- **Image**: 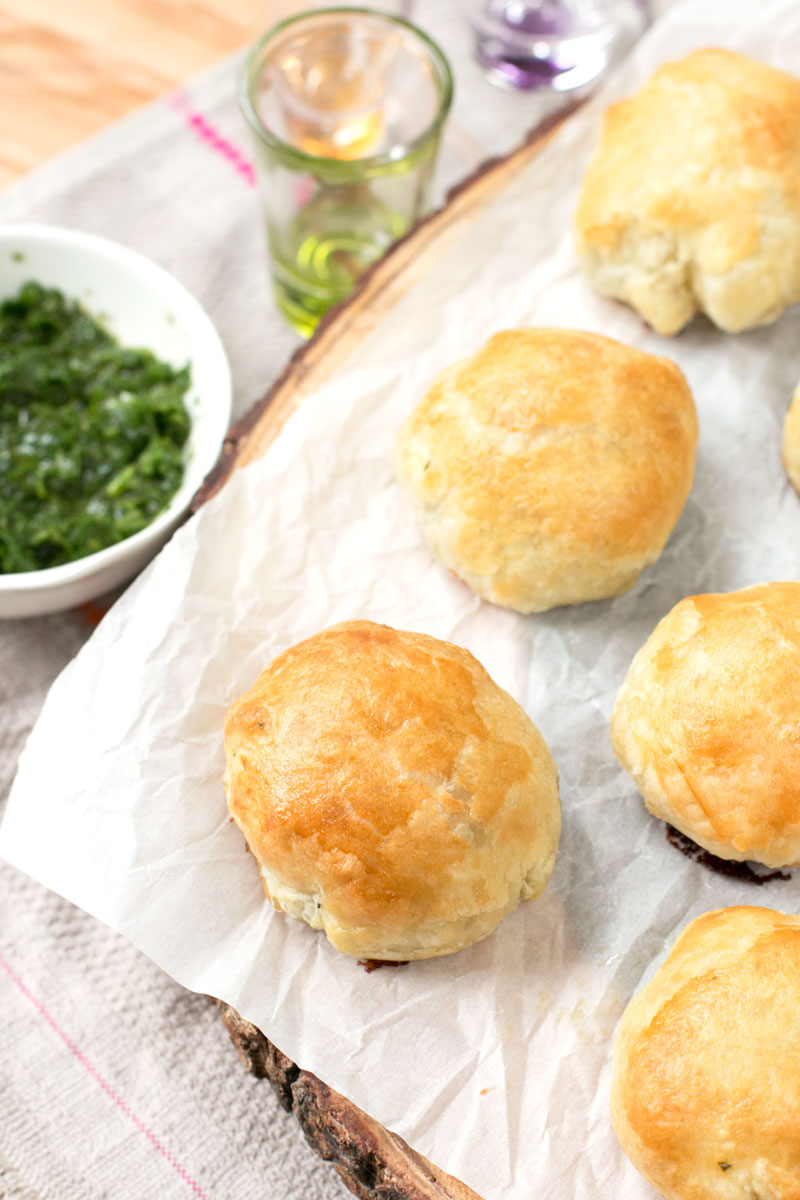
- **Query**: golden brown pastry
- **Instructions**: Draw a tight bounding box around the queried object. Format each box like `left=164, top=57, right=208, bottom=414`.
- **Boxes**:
left=782, top=380, right=800, bottom=494
left=576, top=48, right=800, bottom=335
left=224, top=620, right=560, bottom=960
left=395, top=328, right=697, bottom=614
left=612, top=906, right=800, bottom=1200
left=611, top=582, right=800, bottom=867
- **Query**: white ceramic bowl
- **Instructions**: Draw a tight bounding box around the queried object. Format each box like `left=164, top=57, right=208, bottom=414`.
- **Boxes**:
left=0, top=225, right=232, bottom=619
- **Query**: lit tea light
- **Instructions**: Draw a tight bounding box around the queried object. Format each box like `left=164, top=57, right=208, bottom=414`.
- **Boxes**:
left=266, top=26, right=402, bottom=160
left=286, top=105, right=385, bottom=161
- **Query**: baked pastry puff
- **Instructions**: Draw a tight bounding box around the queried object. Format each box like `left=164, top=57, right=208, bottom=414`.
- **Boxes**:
left=576, top=49, right=800, bottom=335
left=611, top=582, right=800, bottom=867
left=224, top=621, right=561, bottom=960
left=612, top=906, right=800, bottom=1200
left=395, top=328, right=697, bottom=614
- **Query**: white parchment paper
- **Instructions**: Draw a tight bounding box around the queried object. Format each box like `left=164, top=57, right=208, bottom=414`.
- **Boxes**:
left=4, top=2, right=800, bottom=1195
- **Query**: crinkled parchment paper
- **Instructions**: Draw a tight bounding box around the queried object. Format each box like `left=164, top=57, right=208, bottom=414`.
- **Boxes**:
left=4, top=2, right=800, bottom=1195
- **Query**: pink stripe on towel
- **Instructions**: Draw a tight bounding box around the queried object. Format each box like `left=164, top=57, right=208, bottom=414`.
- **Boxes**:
left=169, top=92, right=257, bottom=187
left=1, top=954, right=213, bottom=1200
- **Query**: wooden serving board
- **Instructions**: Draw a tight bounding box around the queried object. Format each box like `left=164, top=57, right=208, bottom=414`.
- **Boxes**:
left=200, top=102, right=577, bottom=1200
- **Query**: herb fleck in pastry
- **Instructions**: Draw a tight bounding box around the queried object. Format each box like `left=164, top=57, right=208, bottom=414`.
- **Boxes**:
left=395, top=328, right=697, bottom=614
left=576, top=49, right=800, bottom=335
left=612, top=906, right=800, bottom=1200
left=611, top=582, right=800, bottom=867
left=224, top=621, right=561, bottom=960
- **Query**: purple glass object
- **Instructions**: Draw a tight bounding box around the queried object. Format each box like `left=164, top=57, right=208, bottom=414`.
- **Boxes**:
left=472, top=0, right=648, bottom=92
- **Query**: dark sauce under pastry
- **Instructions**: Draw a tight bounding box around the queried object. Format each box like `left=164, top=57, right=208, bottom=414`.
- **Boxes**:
left=665, top=825, right=791, bottom=886
left=358, top=960, right=410, bottom=974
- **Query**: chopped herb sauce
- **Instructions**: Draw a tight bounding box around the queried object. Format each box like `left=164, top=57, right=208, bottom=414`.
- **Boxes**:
left=0, top=281, right=191, bottom=573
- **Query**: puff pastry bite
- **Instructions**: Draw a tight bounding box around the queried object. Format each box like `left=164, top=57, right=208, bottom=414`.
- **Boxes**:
left=576, top=48, right=800, bottom=335
left=611, top=582, right=800, bottom=867
left=224, top=621, right=561, bottom=960
left=612, top=906, right=800, bottom=1200
left=395, top=328, right=697, bottom=614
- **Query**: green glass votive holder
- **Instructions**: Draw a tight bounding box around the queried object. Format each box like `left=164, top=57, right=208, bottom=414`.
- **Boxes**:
left=240, top=7, right=453, bottom=338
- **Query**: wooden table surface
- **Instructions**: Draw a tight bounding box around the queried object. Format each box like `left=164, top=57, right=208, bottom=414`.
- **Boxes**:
left=0, top=0, right=305, bottom=188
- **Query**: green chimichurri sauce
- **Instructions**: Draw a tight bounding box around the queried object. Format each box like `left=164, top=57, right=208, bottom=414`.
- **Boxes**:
left=0, top=281, right=191, bottom=574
